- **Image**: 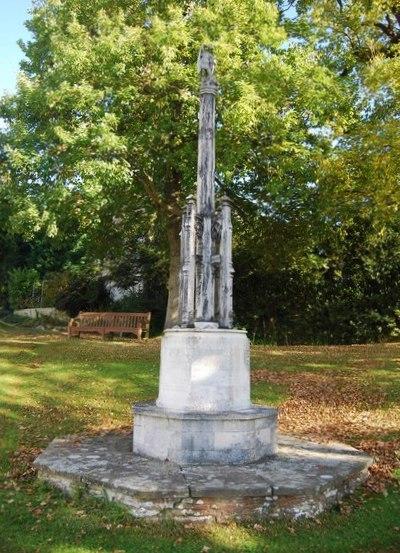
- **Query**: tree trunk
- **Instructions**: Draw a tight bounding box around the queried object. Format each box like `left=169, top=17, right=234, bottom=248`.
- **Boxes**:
left=164, top=217, right=181, bottom=329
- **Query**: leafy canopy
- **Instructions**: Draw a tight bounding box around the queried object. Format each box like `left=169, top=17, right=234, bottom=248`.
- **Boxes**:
left=1, top=0, right=351, bottom=261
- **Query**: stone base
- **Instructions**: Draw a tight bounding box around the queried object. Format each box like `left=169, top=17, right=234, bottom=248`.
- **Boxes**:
left=157, top=328, right=251, bottom=412
left=133, top=403, right=277, bottom=465
left=34, top=431, right=373, bottom=522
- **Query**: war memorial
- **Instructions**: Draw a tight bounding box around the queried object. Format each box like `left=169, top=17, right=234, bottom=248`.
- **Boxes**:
left=34, top=48, right=372, bottom=522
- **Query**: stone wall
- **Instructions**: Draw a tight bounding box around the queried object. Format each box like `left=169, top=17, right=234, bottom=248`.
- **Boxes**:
left=14, top=307, right=68, bottom=320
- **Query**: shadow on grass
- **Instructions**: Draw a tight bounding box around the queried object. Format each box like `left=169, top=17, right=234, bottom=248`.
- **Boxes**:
left=0, top=331, right=161, bottom=476
left=1, top=330, right=400, bottom=553
left=251, top=342, right=400, bottom=373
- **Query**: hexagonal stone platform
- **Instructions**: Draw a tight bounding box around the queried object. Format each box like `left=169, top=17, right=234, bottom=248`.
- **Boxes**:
left=34, top=431, right=372, bottom=522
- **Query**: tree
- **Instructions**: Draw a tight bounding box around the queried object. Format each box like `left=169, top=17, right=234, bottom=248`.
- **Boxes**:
left=286, top=0, right=400, bottom=239
left=229, top=0, right=400, bottom=343
left=1, top=0, right=351, bottom=327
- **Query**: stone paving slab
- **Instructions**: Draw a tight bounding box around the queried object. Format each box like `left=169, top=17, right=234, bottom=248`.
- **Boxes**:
left=34, top=430, right=373, bottom=521
left=35, top=431, right=188, bottom=499
left=181, top=434, right=371, bottom=498
left=181, top=464, right=273, bottom=498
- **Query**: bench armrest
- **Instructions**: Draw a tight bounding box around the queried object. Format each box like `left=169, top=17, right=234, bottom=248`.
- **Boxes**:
left=68, top=317, right=80, bottom=337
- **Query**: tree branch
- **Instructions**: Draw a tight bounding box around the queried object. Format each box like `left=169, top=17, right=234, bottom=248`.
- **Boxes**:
left=393, top=9, right=400, bottom=28
left=136, top=168, right=164, bottom=211
left=375, top=13, right=400, bottom=44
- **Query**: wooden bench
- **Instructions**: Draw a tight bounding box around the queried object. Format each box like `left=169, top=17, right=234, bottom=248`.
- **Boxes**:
left=68, top=312, right=151, bottom=340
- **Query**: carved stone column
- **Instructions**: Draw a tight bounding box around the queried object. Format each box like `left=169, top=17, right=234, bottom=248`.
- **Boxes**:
left=179, top=196, right=196, bottom=327
left=195, top=47, right=218, bottom=324
left=218, top=196, right=234, bottom=328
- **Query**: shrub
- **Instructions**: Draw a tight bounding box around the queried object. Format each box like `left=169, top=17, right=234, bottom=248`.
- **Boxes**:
left=7, top=268, right=41, bottom=310
left=41, top=272, right=71, bottom=307
left=55, top=272, right=112, bottom=317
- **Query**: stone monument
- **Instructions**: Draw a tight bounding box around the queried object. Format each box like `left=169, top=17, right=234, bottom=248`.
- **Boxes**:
left=133, top=47, right=277, bottom=465
left=34, top=48, right=372, bottom=522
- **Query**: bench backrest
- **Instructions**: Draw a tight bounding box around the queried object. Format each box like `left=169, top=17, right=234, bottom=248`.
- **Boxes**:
left=77, top=312, right=151, bottom=331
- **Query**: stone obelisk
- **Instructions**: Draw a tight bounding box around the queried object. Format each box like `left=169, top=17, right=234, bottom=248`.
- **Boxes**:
left=133, top=47, right=277, bottom=465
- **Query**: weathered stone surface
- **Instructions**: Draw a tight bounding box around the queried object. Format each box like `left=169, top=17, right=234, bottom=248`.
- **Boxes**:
left=190, top=47, right=219, bottom=325
left=177, top=48, right=234, bottom=329
left=157, top=328, right=251, bottom=412
left=139, top=323, right=277, bottom=465
left=34, top=431, right=372, bottom=522
left=179, top=196, right=196, bottom=327
left=181, top=464, right=273, bottom=498
left=34, top=431, right=188, bottom=500
left=133, top=402, right=277, bottom=465
left=218, top=197, right=234, bottom=329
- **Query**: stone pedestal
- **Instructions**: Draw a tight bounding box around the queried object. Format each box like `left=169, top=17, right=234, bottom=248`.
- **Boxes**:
left=133, top=328, right=278, bottom=465
left=158, top=328, right=250, bottom=411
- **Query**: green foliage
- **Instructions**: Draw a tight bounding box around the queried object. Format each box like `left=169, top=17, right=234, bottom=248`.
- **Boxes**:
left=7, top=267, right=41, bottom=310
left=0, top=0, right=399, bottom=341
left=0, top=0, right=353, bottom=324
left=40, top=271, right=72, bottom=307
left=109, top=239, right=168, bottom=334
left=55, top=270, right=111, bottom=316
left=235, top=217, right=400, bottom=344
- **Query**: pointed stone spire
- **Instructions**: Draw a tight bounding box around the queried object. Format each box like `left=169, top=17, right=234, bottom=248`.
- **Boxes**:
left=196, top=46, right=218, bottom=216
left=178, top=47, right=234, bottom=329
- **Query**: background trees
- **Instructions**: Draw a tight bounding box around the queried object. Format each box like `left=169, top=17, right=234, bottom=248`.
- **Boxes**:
left=1, top=0, right=399, bottom=342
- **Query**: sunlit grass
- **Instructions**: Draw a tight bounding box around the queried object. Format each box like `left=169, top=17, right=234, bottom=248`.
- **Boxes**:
left=0, top=328, right=399, bottom=552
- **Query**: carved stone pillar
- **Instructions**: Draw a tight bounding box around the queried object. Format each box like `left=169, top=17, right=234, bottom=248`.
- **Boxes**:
left=179, top=196, right=196, bottom=327
left=195, top=48, right=218, bottom=324
left=218, top=196, right=234, bottom=328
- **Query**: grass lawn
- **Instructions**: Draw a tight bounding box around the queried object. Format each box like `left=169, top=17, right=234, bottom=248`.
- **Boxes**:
left=0, top=327, right=399, bottom=553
